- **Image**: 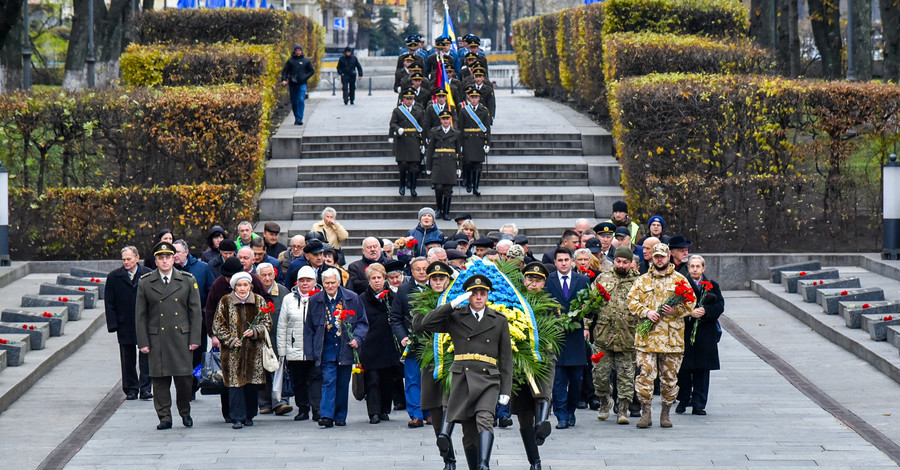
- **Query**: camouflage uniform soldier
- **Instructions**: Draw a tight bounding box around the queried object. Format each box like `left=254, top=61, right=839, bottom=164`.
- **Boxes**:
left=588, top=246, right=640, bottom=425
left=626, top=243, right=691, bottom=429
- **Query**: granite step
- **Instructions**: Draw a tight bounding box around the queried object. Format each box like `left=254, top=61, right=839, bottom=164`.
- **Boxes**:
left=798, top=277, right=861, bottom=302
left=0, top=333, right=32, bottom=366
left=0, top=322, right=50, bottom=350
left=1, top=308, right=68, bottom=336
left=20, top=295, right=85, bottom=321
left=0, top=350, right=6, bottom=373
left=781, top=268, right=840, bottom=293
left=816, top=287, right=885, bottom=315
left=887, top=325, right=900, bottom=350
left=861, top=313, right=900, bottom=341
left=769, top=260, right=822, bottom=284
left=38, top=283, right=99, bottom=309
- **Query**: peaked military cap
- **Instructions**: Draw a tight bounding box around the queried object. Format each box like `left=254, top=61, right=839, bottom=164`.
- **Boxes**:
left=467, top=36, right=481, bottom=46
left=464, top=274, right=492, bottom=291
left=522, top=261, right=549, bottom=279
left=434, top=88, right=448, bottom=97
left=401, top=88, right=417, bottom=99
left=409, top=65, right=423, bottom=73
left=402, top=53, right=415, bottom=62
left=406, top=37, right=419, bottom=47
left=410, top=72, right=424, bottom=80
left=472, top=67, right=486, bottom=76
left=438, top=108, right=453, bottom=119
left=435, top=35, right=451, bottom=45
left=153, top=241, right=176, bottom=257
left=593, top=222, right=616, bottom=235
left=427, top=261, right=452, bottom=278
left=465, top=51, right=479, bottom=60
left=465, top=86, right=480, bottom=97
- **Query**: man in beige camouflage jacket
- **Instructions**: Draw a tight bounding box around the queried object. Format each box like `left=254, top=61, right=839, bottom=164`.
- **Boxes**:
left=627, top=243, right=691, bottom=429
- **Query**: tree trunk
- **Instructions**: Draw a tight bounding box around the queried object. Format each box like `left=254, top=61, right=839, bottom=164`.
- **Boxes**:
left=468, top=0, right=476, bottom=32
left=808, top=0, right=843, bottom=79
left=0, top=0, right=24, bottom=50
left=749, top=0, right=774, bottom=48
left=881, top=0, right=900, bottom=82
left=63, top=0, right=132, bottom=89
left=775, top=0, right=800, bottom=76
left=0, top=11, right=23, bottom=92
left=849, top=0, right=873, bottom=80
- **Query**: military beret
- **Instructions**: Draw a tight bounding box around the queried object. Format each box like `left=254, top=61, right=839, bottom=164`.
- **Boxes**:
left=446, top=249, right=468, bottom=261
left=614, top=246, right=634, bottom=260
left=427, top=261, right=452, bottom=278
left=438, top=108, right=453, bottom=119
left=471, top=237, right=493, bottom=248
left=594, top=222, right=616, bottom=235
left=522, top=261, right=549, bottom=279
left=464, top=274, right=492, bottom=291
left=153, top=241, right=176, bottom=257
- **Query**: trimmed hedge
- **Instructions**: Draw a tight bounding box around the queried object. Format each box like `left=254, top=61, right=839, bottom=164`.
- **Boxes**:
left=601, top=0, right=748, bottom=37
left=603, top=32, right=774, bottom=81
left=121, top=43, right=273, bottom=87
left=136, top=9, right=325, bottom=90
left=611, top=73, right=900, bottom=251
left=12, top=184, right=254, bottom=260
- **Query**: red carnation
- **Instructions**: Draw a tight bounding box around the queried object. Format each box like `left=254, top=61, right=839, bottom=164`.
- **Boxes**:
left=345, top=309, right=356, bottom=316
left=377, top=289, right=390, bottom=299
left=0, top=339, right=7, bottom=344
left=699, top=281, right=713, bottom=291
left=591, top=352, right=605, bottom=363
left=798, top=271, right=807, bottom=276
left=43, top=312, right=52, bottom=318
left=29, top=325, right=34, bottom=330
left=885, top=315, right=894, bottom=321
left=309, top=288, right=321, bottom=296
left=94, top=279, right=101, bottom=283
left=22, top=324, right=27, bottom=329
left=78, top=287, right=86, bottom=291
left=90, top=278, right=96, bottom=282
left=840, top=290, right=848, bottom=296
left=406, top=239, right=418, bottom=248
left=862, top=304, right=871, bottom=309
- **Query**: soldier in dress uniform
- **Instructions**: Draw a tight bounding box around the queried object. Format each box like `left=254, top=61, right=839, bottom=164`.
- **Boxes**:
left=396, top=37, right=426, bottom=72
left=409, top=72, right=433, bottom=109
left=470, top=67, right=496, bottom=119
left=390, top=88, right=426, bottom=197
left=418, top=274, right=513, bottom=470
left=458, top=52, right=481, bottom=83
left=459, top=87, right=492, bottom=197
left=462, top=35, right=489, bottom=74
left=426, top=109, right=462, bottom=221
left=136, top=241, right=203, bottom=430
left=445, top=63, right=465, bottom=107
left=394, top=53, right=416, bottom=93
left=427, top=36, right=458, bottom=81
left=424, top=88, right=457, bottom=131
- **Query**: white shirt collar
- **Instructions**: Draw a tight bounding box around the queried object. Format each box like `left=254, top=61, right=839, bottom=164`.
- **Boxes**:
left=557, top=270, right=571, bottom=282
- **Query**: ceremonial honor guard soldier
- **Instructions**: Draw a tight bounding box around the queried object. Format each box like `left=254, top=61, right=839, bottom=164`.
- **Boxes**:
left=418, top=274, right=513, bottom=470
left=471, top=67, right=496, bottom=119
left=395, top=53, right=416, bottom=93
left=390, top=88, right=425, bottom=197
left=424, top=88, right=457, bottom=132
left=409, top=71, right=433, bottom=109
left=396, top=36, right=426, bottom=72
left=426, top=108, right=462, bottom=221
left=459, top=86, right=492, bottom=197
left=135, top=241, right=203, bottom=430
left=426, top=36, right=456, bottom=80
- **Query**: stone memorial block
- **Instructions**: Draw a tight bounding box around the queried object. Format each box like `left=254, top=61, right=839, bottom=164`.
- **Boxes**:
left=1, top=308, right=68, bottom=336
left=70, top=267, right=110, bottom=279
left=860, top=314, right=900, bottom=341
left=55, top=274, right=105, bottom=299
left=769, top=260, right=822, bottom=284
left=20, top=295, right=84, bottom=321
left=0, top=322, right=49, bottom=350
left=0, top=333, right=32, bottom=366
left=887, top=326, right=900, bottom=349
left=781, top=268, right=840, bottom=294
left=38, top=283, right=98, bottom=309
left=840, top=300, right=900, bottom=328
left=816, top=287, right=885, bottom=315
left=798, top=277, right=861, bottom=303
left=0, top=350, right=6, bottom=373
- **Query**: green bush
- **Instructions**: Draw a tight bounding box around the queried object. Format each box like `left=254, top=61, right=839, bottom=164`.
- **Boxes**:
left=12, top=184, right=254, bottom=259
left=602, top=32, right=774, bottom=81
left=601, top=0, right=748, bottom=37
left=611, top=73, right=900, bottom=251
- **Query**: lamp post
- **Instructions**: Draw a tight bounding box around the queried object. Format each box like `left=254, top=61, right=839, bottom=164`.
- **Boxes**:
left=885, top=154, right=900, bottom=260
left=87, top=0, right=96, bottom=88
left=22, top=0, right=32, bottom=89
left=0, top=164, right=10, bottom=267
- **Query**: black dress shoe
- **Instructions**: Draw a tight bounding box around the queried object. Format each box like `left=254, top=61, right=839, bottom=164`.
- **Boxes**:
left=243, top=419, right=254, bottom=426
left=576, top=401, right=588, bottom=410
left=378, top=413, right=390, bottom=421
left=156, top=421, right=172, bottom=430
left=499, top=416, right=513, bottom=427
left=589, top=396, right=602, bottom=410
left=335, top=420, right=346, bottom=426
left=140, top=390, right=152, bottom=400
left=182, top=416, right=193, bottom=427
left=675, top=402, right=687, bottom=414
left=125, top=392, right=138, bottom=400
left=692, top=408, right=707, bottom=416
left=369, top=416, right=381, bottom=424
left=295, top=412, right=309, bottom=421
left=232, top=421, right=243, bottom=429
left=555, top=421, right=568, bottom=429
left=312, top=411, right=321, bottom=421
left=393, top=403, right=405, bottom=410
left=319, top=417, right=334, bottom=428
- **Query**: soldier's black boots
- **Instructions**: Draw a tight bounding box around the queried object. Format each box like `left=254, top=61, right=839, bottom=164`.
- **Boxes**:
left=442, top=196, right=452, bottom=220
left=464, top=446, right=478, bottom=470
left=520, top=428, right=542, bottom=470
left=472, top=169, right=482, bottom=196
left=477, top=430, right=493, bottom=470
left=533, top=400, right=552, bottom=446
left=399, top=171, right=407, bottom=196
left=436, top=195, right=445, bottom=219
left=408, top=171, right=418, bottom=197
left=437, top=418, right=454, bottom=457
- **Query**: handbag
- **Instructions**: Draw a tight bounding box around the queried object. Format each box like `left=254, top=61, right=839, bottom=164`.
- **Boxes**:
left=198, top=348, right=224, bottom=395
left=262, top=329, right=280, bottom=373
left=351, top=368, right=366, bottom=401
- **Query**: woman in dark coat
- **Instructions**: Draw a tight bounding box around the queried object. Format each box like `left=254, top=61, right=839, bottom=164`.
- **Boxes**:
left=676, top=254, right=725, bottom=416
left=359, top=263, right=401, bottom=423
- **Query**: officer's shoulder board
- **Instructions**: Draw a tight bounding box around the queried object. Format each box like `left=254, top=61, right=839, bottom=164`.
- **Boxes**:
left=140, top=272, right=153, bottom=279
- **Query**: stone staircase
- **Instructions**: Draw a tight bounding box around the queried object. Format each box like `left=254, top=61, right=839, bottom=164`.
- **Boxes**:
left=0, top=267, right=103, bottom=369
left=753, top=260, right=900, bottom=384
left=260, top=92, right=624, bottom=259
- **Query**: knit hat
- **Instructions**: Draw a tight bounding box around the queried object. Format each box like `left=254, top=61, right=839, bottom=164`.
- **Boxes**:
left=219, top=239, right=237, bottom=253
left=614, top=246, right=634, bottom=260
left=648, top=215, right=665, bottom=229
left=418, top=207, right=436, bottom=220
left=230, top=272, right=252, bottom=289
left=222, top=257, right=243, bottom=277
left=612, top=200, right=628, bottom=213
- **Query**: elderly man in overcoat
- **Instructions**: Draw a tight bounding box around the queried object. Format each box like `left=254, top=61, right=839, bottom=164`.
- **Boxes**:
left=105, top=245, right=153, bottom=400
left=136, top=241, right=203, bottom=430
left=418, top=274, right=512, bottom=470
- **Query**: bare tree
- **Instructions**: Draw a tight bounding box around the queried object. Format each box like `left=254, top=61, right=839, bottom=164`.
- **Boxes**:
left=63, top=0, right=134, bottom=89
left=808, top=0, right=843, bottom=78
left=849, top=0, right=873, bottom=80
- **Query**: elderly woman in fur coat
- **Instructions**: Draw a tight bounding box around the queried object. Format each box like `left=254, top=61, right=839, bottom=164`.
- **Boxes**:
left=213, top=272, right=273, bottom=429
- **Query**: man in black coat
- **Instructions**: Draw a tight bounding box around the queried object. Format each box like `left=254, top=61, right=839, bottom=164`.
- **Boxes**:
left=281, top=44, right=315, bottom=125
left=459, top=87, right=492, bottom=197
left=676, top=254, right=725, bottom=416
left=105, top=246, right=153, bottom=400
left=347, top=237, right=388, bottom=294
left=426, top=108, right=462, bottom=221
left=336, top=47, right=363, bottom=105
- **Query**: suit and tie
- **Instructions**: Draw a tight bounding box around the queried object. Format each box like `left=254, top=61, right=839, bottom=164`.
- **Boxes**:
left=545, top=269, right=590, bottom=427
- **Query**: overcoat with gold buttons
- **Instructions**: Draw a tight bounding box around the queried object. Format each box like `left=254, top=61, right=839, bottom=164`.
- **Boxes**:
left=135, top=269, right=203, bottom=377
left=417, top=302, right=512, bottom=422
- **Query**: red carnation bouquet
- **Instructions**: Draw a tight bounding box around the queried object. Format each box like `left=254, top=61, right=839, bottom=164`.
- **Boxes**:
left=332, top=305, right=362, bottom=371
left=234, top=301, right=274, bottom=351
left=690, top=281, right=713, bottom=345
left=636, top=279, right=696, bottom=337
